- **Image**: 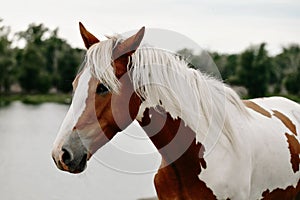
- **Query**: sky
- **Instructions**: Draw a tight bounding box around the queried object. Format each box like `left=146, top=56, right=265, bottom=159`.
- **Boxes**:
left=1, top=0, right=300, bottom=55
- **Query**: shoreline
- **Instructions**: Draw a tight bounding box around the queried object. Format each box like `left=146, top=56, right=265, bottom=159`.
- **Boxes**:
left=0, top=94, right=71, bottom=107
left=0, top=93, right=299, bottom=108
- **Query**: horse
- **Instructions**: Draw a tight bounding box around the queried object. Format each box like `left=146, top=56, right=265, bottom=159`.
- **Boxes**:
left=52, top=22, right=300, bottom=199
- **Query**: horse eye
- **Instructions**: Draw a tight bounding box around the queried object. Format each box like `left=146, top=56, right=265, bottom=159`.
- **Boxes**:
left=96, top=83, right=109, bottom=95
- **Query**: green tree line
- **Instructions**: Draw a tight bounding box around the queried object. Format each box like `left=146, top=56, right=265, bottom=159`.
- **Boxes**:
left=178, top=43, right=300, bottom=99
left=0, top=19, right=84, bottom=94
left=0, top=20, right=300, bottom=99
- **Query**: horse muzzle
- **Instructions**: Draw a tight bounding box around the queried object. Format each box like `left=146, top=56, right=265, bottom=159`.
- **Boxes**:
left=52, top=131, right=89, bottom=174
left=52, top=147, right=88, bottom=174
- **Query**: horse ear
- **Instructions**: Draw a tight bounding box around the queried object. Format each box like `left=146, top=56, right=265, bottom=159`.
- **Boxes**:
left=112, top=27, right=145, bottom=60
left=79, top=22, right=100, bottom=49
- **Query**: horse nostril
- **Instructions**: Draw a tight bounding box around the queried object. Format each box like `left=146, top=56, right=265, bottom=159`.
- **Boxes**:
left=61, top=148, right=73, bottom=165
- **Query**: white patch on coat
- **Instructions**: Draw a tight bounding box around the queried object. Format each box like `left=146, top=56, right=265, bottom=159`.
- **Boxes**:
left=53, top=67, right=92, bottom=147
left=199, top=97, right=300, bottom=199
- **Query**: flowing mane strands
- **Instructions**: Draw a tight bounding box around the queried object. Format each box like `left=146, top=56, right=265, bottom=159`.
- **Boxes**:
left=86, top=36, right=249, bottom=148
left=130, top=47, right=249, bottom=147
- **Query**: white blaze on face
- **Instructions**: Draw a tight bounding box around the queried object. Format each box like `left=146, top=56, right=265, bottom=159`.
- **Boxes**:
left=53, top=67, right=92, bottom=149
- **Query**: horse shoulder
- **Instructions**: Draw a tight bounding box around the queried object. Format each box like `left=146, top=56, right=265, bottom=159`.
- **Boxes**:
left=198, top=131, right=253, bottom=199
left=244, top=97, right=300, bottom=199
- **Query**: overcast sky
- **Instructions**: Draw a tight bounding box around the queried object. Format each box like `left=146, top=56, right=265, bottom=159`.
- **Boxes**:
left=1, top=0, right=299, bottom=54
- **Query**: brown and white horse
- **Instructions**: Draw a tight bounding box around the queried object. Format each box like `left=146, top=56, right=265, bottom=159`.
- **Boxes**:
left=52, top=23, right=300, bottom=199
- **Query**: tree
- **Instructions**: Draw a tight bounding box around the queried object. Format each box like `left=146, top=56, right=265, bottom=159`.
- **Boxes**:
left=223, top=54, right=238, bottom=84
left=16, top=24, right=51, bottom=93
left=17, top=45, right=50, bottom=93
left=177, top=48, right=199, bottom=69
left=0, top=19, right=14, bottom=93
left=14, top=23, right=85, bottom=94
left=238, top=43, right=272, bottom=98
left=285, top=73, right=300, bottom=95
left=56, top=46, right=84, bottom=93
left=274, top=44, right=300, bottom=95
left=17, top=23, right=49, bottom=46
left=211, top=52, right=239, bottom=83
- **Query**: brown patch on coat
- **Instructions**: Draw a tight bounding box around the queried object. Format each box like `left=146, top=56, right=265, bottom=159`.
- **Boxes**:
left=262, top=180, right=300, bottom=200
left=272, top=110, right=297, bottom=136
left=139, top=108, right=217, bottom=200
left=285, top=133, right=300, bottom=173
left=243, top=100, right=272, bottom=118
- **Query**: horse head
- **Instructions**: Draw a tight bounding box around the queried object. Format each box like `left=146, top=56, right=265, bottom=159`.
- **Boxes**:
left=52, top=23, right=145, bottom=173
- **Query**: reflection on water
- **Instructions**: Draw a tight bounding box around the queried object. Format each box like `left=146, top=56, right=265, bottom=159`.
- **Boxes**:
left=0, top=102, right=159, bottom=200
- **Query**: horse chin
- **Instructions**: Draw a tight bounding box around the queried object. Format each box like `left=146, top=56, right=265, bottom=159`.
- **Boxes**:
left=70, top=164, right=87, bottom=174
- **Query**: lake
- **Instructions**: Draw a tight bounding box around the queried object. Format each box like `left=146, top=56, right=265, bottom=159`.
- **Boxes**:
left=0, top=102, right=160, bottom=200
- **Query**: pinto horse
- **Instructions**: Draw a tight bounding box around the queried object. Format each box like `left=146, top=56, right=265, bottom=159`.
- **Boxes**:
left=52, top=23, right=300, bottom=199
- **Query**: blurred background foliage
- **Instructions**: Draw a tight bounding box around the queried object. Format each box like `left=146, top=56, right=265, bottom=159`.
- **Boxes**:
left=179, top=43, right=300, bottom=101
left=0, top=19, right=84, bottom=96
left=0, top=19, right=299, bottom=104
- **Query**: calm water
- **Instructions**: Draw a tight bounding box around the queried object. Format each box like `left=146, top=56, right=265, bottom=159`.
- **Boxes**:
left=0, top=102, right=160, bottom=200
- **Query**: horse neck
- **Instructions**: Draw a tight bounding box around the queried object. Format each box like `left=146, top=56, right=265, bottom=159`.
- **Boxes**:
left=139, top=107, right=204, bottom=167
left=138, top=107, right=216, bottom=199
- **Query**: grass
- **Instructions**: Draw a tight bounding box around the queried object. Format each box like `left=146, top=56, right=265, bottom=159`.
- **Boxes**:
left=0, top=94, right=72, bottom=107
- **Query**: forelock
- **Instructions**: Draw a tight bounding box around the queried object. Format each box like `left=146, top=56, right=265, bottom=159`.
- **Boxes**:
left=85, top=38, right=121, bottom=93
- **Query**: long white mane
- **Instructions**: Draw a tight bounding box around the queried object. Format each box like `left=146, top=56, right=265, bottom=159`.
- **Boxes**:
left=85, top=37, right=248, bottom=149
